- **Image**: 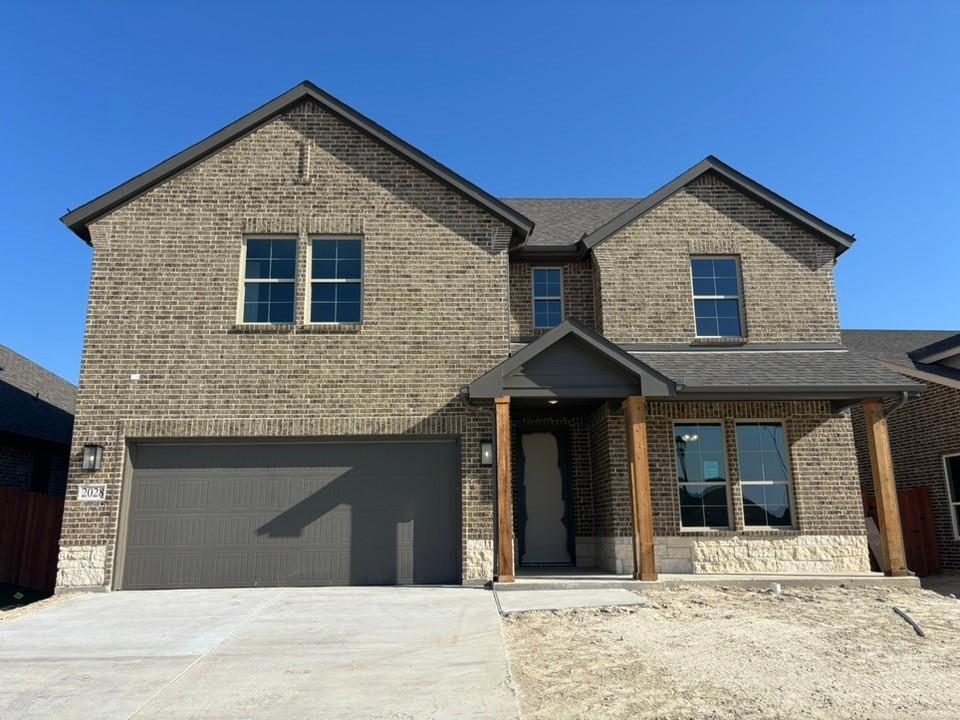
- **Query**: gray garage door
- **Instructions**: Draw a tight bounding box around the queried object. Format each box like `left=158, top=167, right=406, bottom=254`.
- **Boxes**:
left=120, top=439, right=460, bottom=589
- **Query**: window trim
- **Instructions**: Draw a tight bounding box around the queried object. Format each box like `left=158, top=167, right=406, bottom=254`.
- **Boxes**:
left=305, top=235, right=365, bottom=326
left=943, top=453, right=960, bottom=540
left=734, top=419, right=795, bottom=530
left=237, top=235, right=298, bottom=326
left=672, top=419, right=733, bottom=530
left=690, top=255, right=744, bottom=339
left=531, top=266, right=564, bottom=330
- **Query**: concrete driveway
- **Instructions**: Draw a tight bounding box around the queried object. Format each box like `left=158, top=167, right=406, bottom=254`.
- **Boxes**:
left=0, top=587, right=519, bottom=719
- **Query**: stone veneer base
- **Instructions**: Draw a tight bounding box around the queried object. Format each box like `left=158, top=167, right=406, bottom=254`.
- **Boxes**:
left=655, top=534, right=871, bottom=575
left=56, top=545, right=107, bottom=589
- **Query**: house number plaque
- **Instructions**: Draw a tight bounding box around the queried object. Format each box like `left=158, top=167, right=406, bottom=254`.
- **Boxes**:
left=77, top=484, right=106, bottom=502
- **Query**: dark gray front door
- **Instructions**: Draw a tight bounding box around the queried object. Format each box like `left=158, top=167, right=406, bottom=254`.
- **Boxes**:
left=121, top=439, right=460, bottom=589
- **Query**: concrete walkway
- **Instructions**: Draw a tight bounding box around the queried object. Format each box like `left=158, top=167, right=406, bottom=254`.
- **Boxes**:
left=496, top=588, right=651, bottom=614
left=0, top=587, right=519, bottom=719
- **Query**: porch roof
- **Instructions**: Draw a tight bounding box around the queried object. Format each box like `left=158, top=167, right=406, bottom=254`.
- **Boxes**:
left=467, top=321, right=676, bottom=399
left=631, top=347, right=921, bottom=403
left=469, top=322, right=921, bottom=404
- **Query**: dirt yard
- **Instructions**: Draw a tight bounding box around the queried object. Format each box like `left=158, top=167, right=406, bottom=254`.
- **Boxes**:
left=502, top=584, right=960, bottom=719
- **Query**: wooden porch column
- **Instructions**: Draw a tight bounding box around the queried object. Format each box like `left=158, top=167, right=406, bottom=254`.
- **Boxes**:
left=862, top=397, right=909, bottom=576
left=495, top=396, right=515, bottom=582
left=623, top=396, right=657, bottom=581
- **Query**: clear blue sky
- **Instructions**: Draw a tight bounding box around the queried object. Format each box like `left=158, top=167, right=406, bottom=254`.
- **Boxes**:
left=4, top=2, right=959, bottom=383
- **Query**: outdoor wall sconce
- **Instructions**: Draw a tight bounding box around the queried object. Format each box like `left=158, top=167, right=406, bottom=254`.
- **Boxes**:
left=82, top=444, right=103, bottom=471
left=480, top=440, right=493, bottom=467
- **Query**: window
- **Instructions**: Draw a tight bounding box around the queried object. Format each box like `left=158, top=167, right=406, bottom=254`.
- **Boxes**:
left=309, top=238, right=363, bottom=323
left=242, top=238, right=296, bottom=323
left=674, top=422, right=730, bottom=528
left=691, top=257, right=742, bottom=337
left=532, top=268, right=563, bottom=329
left=944, top=455, right=960, bottom=539
left=736, top=423, right=793, bottom=527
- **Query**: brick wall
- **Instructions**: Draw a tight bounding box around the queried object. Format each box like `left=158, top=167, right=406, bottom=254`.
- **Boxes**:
left=0, top=437, right=69, bottom=496
left=509, top=258, right=595, bottom=338
left=587, top=404, right=631, bottom=537
left=61, top=98, right=514, bottom=588
left=592, top=173, right=842, bottom=345
left=0, top=441, right=31, bottom=491
left=852, top=380, right=960, bottom=570
left=647, top=400, right=865, bottom=537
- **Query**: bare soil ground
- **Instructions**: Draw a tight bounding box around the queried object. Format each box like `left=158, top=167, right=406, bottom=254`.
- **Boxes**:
left=502, top=584, right=960, bottom=720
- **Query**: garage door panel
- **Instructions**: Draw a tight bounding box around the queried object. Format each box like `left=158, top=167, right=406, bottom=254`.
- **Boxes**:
left=122, top=439, right=460, bottom=589
left=129, top=515, right=205, bottom=547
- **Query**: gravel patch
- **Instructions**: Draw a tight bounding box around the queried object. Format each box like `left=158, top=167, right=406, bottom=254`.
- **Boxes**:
left=502, top=584, right=960, bottom=719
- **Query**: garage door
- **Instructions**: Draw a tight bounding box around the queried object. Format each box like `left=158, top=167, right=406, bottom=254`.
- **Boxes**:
left=120, top=439, right=460, bottom=589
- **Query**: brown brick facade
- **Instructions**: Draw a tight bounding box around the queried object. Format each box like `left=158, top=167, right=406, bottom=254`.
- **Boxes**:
left=61, top=99, right=513, bottom=587
left=508, top=400, right=868, bottom=573
left=593, top=173, right=842, bottom=345
left=852, top=380, right=960, bottom=571
left=60, top=92, right=871, bottom=587
left=647, top=400, right=865, bottom=537
left=509, top=258, right=596, bottom=338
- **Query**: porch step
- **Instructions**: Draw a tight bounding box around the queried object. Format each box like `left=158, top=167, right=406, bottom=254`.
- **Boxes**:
left=493, top=572, right=920, bottom=592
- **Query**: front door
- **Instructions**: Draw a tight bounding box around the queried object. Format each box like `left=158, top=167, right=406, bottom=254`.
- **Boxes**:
left=518, top=431, right=573, bottom=566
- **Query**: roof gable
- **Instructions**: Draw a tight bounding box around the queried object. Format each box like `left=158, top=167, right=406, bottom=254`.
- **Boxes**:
left=61, top=81, right=533, bottom=244
left=468, top=321, right=675, bottom=399
left=577, top=156, right=855, bottom=256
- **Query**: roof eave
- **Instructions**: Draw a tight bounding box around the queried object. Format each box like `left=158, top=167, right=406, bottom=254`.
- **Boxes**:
left=675, top=383, right=921, bottom=400
left=61, top=81, right=534, bottom=243
left=908, top=333, right=960, bottom=364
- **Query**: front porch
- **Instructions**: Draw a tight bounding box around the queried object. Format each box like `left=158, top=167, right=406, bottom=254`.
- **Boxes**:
left=494, top=570, right=919, bottom=592
left=470, top=322, right=922, bottom=583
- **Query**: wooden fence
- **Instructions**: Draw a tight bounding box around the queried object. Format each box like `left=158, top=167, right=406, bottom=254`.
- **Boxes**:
left=0, top=487, right=64, bottom=592
left=862, top=485, right=940, bottom=577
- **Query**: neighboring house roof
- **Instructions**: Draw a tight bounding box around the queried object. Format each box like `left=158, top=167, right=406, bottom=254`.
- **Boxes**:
left=842, top=329, right=960, bottom=389
left=0, top=344, right=77, bottom=445
left=500, top=198, right=640, bottom=249
left=910, top=332, right=960, bottom=364
left=61, top=81, right=534, bottom=244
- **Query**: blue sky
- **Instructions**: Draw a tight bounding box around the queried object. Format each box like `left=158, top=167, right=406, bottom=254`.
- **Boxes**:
left=4, top=2, right=959, bottom=383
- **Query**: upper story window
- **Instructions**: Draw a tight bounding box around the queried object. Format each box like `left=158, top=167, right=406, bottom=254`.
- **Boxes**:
left=532, top=267, right=563, bottom=329
left=691, top=257, right=742, bottom=338
left=242, top=238, right=296, bottom=323
left=736, top=422, right=793, bottom=527
left=674, top=422, right=730, bottom=529
left=309, top=238, right=363, bottom=324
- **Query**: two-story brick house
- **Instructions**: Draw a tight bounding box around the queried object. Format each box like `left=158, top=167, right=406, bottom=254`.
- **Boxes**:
left=56, top=82, right=917, bottom=591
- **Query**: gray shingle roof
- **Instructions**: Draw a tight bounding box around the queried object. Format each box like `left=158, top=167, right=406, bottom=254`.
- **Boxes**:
left=0, top=344, right=76, bottom=444
left=841, top=329, right=960, bottom=386
left=630, top=348, right=919, bottom=396
left=841, top=330, right=956, bottom=366
left=500, top=198, right=640, bottom=247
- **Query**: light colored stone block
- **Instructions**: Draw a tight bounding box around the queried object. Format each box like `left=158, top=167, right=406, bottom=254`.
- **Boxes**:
left=463, top=539, right=493, bottom=582
left=56, top=544, right=107, bottom=588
